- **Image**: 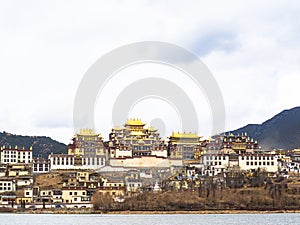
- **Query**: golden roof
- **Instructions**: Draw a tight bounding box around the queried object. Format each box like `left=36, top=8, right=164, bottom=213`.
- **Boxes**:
left=125, top=118, right=145, bottom=126
left=148, top=126, right=158, bottom=131
left=170, top=132, right=201, bottom=139
left=78, top=129, right=99, bottom=136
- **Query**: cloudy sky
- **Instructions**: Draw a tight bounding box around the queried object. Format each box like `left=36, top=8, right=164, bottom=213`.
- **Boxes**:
left=1, top=0, right=300, bottom=144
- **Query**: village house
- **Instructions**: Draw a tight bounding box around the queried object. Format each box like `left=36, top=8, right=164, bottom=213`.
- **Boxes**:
left=34, top=186, right=53, bottom=203
left=0, top=194, right=16, bottom=207
left=103, top=177, right=124, bottom=188
left=62, top=171, right=77, bottom=188
left=97, top=186, right=126, bottom=199
left=32, top=158, right=50, bottom=174
left=52, top=189, right=63, bottom=203
left=61, top=187, right=90, bottom=204
left=125, top=170, right=142, bottom=195
left=76, top=171, right=103, bottom=189
left=0, top=164, right=34, bottom=192
left=0, top=178, right=16, bottom=193
left=15, top=187, right=33, bottom=204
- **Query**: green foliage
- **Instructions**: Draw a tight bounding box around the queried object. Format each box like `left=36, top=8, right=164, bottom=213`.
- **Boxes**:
left=0, top=131, right=68, bottom=158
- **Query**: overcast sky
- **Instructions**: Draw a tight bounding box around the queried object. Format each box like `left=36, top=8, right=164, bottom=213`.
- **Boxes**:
left=1, top=0, right=300, bottom=144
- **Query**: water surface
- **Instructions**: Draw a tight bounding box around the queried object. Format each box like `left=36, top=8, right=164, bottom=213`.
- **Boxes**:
left=0, top=213, right=299, bottom=225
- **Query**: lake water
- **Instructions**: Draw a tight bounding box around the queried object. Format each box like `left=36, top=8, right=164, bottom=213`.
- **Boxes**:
left=0, top=213, right=299, bottom=225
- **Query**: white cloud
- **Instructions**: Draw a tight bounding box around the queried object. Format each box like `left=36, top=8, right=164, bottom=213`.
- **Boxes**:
left=0, top=0, right=300, bottom=143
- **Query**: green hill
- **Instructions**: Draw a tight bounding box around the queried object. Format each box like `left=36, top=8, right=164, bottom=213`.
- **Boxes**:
left=0, top=131, right=68, bottom=158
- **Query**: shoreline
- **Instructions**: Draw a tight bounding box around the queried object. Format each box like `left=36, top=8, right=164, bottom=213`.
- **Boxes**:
left=105, top=209, right=300, bottom=214
left=3, top=209, right=300, bottom=215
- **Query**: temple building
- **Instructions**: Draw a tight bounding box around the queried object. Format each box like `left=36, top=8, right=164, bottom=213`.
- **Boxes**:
left=204, top=132, right=260, bottom=154
left=168, top=132, right=204, bottom=160
left=108, top=119, right=167, bottom=158
left=49, top=129, right=106, bottom=170
left=68, top=129, right=105, bottom=157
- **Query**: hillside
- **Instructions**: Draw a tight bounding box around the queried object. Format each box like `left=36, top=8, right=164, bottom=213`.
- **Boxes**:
left=230, top=107, right=300, bottom=150
left=0, top=131, right=68, bottom=158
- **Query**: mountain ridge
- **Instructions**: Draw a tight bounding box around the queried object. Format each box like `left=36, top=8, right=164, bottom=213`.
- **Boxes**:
left=229, top=106, right=300, bottom=150
left=0, top=131, right=68, bottom=158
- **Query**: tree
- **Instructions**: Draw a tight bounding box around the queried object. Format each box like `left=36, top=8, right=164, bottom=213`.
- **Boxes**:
left=92, top=192, right=114, bottom=211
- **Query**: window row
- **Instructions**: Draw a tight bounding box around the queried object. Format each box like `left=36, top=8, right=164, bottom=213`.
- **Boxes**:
left=0, top=187, right=11, bottom=191
left=241, top=156, right=275, bottom=160
left=206, top=161, right=223, bottom=166
left=245, top=161, right=275, bottom=166
left=52, top=157, right=105, bottom=166
left=0, top=183, right=11, bottom=186
left=205, top=156, right=227, bottom=160
left=2, top=159, right=31, bottom=163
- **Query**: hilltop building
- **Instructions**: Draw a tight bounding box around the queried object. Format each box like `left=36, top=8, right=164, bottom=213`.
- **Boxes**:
left=68, top=129, right=105, bottom=156
left=168, top=132, right=203, bottom=160
left=204, top=133, right=260, bottom=154
left=108, top=119, right=167, bottom=159
left=107, top=119, right=183, bottom=168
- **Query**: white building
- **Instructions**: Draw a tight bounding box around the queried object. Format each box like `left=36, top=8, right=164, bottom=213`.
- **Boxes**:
left=61, top=187, right=90, bottom=204
left=33, top=158, right=50, bottom=174
left=0, top=179, right=16, bottom=193
left=16, top=176, right=34, bottom=187
left=49, top=154, right=106, bottom=170
left=202, top=153, right=280, bottom=175
left=52, top=189, right=63, bottom=203
left=24, top=187, right=33, bottom=198
left=0, top=146, right=32, bottom=164
left=238, top=154, right=280, bottom=172
left=203, top=154, right=229, bottom=175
